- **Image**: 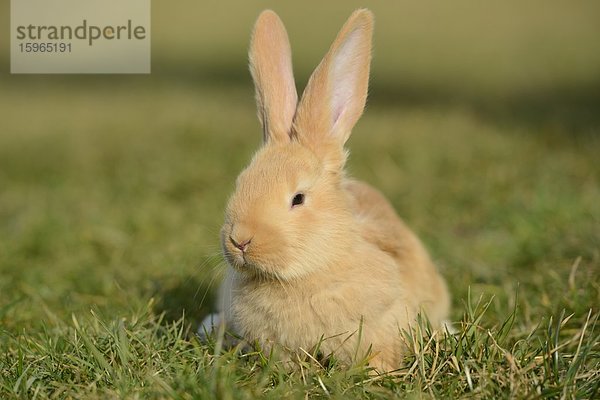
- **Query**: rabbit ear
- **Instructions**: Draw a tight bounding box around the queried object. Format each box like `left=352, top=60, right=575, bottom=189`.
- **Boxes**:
left=293, top=9, right=373, bottom=167
left=249, top=10, right=298, bottom=144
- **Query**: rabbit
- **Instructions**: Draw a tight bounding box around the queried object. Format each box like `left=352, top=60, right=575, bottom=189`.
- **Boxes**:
left=207, top=8, right=451, bottom=372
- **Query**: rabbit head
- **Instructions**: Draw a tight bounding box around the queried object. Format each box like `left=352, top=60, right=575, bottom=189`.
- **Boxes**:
left=221, top=10, right=373, bottom=281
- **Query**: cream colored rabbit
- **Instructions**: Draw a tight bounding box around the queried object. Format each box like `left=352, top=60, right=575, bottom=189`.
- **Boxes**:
left=209, top=9, right=450, bottom=372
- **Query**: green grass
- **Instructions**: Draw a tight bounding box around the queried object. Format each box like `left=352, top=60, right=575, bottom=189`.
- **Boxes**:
left=1, top=1, right=599, bottom=398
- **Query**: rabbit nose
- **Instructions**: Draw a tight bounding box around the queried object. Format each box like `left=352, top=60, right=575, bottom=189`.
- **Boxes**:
left=230, top=236, right=252, bottom=252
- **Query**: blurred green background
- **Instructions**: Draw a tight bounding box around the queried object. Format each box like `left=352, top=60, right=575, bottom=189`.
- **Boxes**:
left=0, top=0, right=599, bottom=330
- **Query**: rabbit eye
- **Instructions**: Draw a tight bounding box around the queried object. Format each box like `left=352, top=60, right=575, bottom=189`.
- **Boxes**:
left=291, top=192, right=305, bottom=207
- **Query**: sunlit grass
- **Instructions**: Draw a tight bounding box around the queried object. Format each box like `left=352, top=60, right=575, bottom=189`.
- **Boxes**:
left=1, top=1, right=599, bottom=398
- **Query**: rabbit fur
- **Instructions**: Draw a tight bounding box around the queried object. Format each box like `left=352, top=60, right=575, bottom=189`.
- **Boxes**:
left=208, top=9, right=451, bottom=372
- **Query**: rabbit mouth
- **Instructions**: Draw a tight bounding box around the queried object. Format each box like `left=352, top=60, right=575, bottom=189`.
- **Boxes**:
left=223, top=242, right=256, bottom=271
left=223, top=246, right=246, bottom=267
left=223, top=245, right=276, bottom=279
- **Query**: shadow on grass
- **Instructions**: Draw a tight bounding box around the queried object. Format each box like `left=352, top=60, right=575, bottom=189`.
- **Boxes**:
left=370, top=81, right=600, bottom=139
left=3, top=58, right=600, bottom=138
left=152, top=274, right=217, bottom=332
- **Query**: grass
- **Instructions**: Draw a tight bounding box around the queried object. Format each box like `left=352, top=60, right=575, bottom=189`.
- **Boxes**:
left=1, top=1, right=599, bottom=398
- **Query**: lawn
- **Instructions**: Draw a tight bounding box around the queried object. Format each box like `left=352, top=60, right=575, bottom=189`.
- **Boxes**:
left=1, top=1, right=599, bottom=398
